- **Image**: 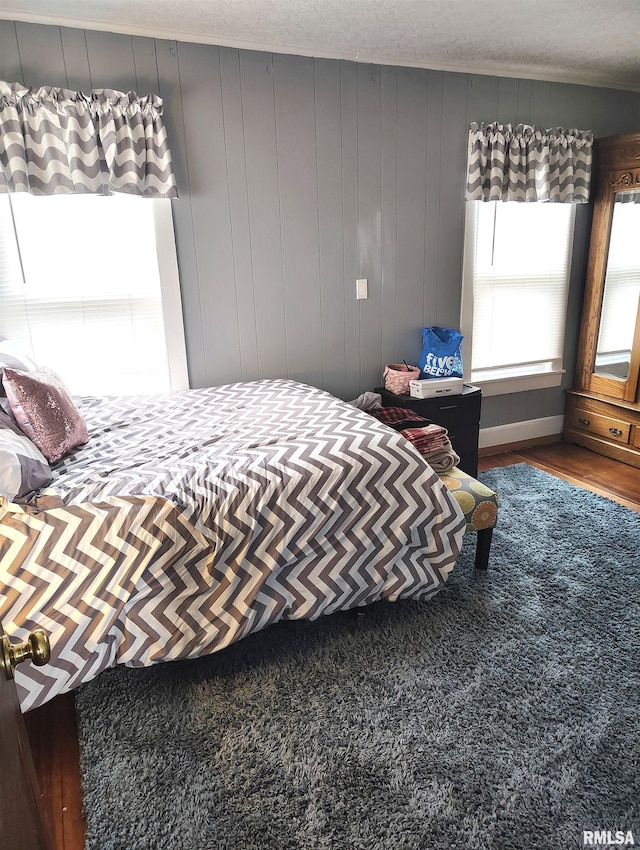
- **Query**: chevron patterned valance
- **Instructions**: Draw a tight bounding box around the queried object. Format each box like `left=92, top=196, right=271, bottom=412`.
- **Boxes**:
left=0, top=81, right=177, bottom=198
left=465, top=122, right=593, bottom=203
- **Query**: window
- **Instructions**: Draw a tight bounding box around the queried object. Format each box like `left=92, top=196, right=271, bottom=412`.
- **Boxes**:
left=461, top=201, right=575, bottom=396
left=0, top=193, right=188, bottom=396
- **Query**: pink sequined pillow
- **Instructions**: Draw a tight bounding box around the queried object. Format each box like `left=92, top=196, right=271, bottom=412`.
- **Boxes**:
left=1, top=367, right=89, bottom=463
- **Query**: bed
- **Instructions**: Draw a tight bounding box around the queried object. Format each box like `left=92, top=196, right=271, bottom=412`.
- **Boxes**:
left=0, top=378, right=466, bottom=711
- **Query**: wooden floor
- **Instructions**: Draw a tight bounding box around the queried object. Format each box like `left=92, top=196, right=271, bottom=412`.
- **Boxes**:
left=478, top=439, right=640, bottom=511
left=23, top=440, right=640, bottom=850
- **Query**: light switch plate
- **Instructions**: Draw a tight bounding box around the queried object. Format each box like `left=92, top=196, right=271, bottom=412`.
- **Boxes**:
left=356, top=278, right=368, bottom=299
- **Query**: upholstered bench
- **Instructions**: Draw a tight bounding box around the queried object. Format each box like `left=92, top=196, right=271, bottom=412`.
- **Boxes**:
left=438, top=467, right=499, bottom=570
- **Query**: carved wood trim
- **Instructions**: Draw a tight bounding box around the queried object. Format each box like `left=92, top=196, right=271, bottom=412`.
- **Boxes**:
left=610, top=170, right=640, bottom=188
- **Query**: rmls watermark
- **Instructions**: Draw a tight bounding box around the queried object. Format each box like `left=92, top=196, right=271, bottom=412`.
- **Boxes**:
left=583, top=830, right=635, bottom=846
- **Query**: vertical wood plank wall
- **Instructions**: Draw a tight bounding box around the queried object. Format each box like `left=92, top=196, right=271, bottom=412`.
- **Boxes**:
left=2, top=20, right=639, bottom=427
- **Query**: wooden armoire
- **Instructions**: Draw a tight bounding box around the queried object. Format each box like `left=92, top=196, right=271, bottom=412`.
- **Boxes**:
left=564, top=132, right=640, bottom=468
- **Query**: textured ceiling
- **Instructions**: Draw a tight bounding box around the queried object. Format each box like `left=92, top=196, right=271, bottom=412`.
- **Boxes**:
left=2, top=0, right=640, bottom=91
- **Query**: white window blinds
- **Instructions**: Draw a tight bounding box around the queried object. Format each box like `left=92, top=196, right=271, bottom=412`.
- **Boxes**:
left=0, top=193, right=186, bottom=396
left=469, top=201, right=574, bottom=382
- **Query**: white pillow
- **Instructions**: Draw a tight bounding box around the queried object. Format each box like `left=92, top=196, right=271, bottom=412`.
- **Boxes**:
left=0, top=338, right=38, bottom=374
left=0, top=412, right=51, bottom=501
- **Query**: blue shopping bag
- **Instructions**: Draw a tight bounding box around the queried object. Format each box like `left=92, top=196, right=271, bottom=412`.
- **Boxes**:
left=418, top=326, right=464, bottom=378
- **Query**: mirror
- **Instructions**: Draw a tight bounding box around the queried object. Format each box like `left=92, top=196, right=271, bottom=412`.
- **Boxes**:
left=594, top=189, right=640, bottom=381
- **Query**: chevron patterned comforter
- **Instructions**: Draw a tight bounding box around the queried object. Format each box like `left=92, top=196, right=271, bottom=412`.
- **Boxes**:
left=0, top=379, right=465, bottom=710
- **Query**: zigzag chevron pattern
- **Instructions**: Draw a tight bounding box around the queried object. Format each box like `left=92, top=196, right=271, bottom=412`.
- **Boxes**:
left=0, top=81, right=177, bottom=198
left=0, top=380, right=465, bottom=710
left=465, top=122, right=593, bottom=203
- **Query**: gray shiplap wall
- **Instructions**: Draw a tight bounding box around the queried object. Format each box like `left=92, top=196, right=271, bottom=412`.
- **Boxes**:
left=2, top=20, right=640, bottom=427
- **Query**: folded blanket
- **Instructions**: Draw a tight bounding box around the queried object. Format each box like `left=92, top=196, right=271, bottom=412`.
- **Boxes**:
left=365, top=406, right=460, bottom=471
left=348, top=391, right=383, bottom=410
left=366, top=406, right=432, bottom=431
left=401, top=424, right=448, bottom=456
left=424, top=443, right=461, bottom=473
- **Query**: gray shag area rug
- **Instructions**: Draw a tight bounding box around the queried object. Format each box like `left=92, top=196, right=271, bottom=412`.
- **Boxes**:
left=76, top=463, right=640, bottom=850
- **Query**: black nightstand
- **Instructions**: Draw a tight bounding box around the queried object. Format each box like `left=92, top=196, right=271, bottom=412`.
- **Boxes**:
left=375, top=385, right=482, bottom=477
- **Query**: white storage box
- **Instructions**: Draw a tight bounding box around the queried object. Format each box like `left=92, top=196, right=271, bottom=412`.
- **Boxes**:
left=409, top=377, right=464, bottom=399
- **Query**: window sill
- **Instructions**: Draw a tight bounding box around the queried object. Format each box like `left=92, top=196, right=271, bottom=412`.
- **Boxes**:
left=469, top=370, right=565, bottom=397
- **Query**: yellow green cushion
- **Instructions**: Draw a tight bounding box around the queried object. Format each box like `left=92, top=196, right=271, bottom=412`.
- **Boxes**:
left=439, top=467, right=499, bottom=533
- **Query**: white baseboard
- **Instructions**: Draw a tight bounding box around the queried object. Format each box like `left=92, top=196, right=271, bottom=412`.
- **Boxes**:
left=479, top=415, right=564, bottom=449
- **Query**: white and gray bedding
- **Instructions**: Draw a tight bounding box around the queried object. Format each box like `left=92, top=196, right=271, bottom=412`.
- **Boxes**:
left=0, top=379, right=465, bottom=711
